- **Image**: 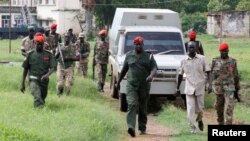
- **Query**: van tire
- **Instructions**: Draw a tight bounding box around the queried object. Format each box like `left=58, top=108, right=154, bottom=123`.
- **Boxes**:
left=120, top=93, right=127, bottom=112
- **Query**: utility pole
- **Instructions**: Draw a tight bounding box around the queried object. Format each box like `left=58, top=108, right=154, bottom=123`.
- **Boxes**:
left=219, top=0, right=224, bottom=44
left=9, top=0, right=12, bottom=53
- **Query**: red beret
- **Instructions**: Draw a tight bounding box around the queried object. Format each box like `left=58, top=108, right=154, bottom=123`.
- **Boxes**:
left=219, top=43, right=229, bottom=51
left=98, top=29, right=107, bottom=36
left=50, top=23, right=57, bottom=29
left=35, top=32, right=43, bottom=36
left=133, top=36, right=144, bottom=44
left=34, top=36, right=45, bottom=44
left=189, top=31, right=196, bottom=39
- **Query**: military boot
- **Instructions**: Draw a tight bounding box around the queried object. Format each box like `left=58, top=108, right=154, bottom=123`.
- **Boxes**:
left=101, top=83, right=104, bottom=92
left=57, top=87, right=64, bottom=96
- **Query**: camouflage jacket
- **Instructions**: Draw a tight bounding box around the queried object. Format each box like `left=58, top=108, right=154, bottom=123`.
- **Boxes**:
left=21, top=36, right=35, bottom=55
left=75, top=40, right=90, bottom=63
left=50, top=32, right=62, bottom=50
left=94, top=40, right=109, bottom=64
left=211, top=57, right=239, bottom=94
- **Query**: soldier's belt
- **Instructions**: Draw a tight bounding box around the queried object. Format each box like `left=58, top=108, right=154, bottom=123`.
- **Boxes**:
left=29, top=75, right=38, bottom=80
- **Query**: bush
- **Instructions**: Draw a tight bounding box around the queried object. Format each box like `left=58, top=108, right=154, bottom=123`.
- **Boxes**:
left=181, top=12, right=207, bottom=33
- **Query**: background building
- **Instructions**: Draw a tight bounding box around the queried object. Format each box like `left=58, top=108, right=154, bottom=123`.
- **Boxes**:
left=207, top=11, right=250, bottom=37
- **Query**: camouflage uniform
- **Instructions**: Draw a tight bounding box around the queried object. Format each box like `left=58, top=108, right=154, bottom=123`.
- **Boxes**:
left=94, top=40, right=109, bottom=91
left=21, top=36, right=36, bottom=56
left=75, top=40, right=90, bottom=77
left=50, top=32, right=62, bottom=54
left=211, top=57, right=239, bottom=125
left=22, top=50, right=56, bottom=107
left=44, top=34, right=54, bottom=51
left=56, top=43, right=76, bottom=95
left=124, top=50, right=157, bottom=133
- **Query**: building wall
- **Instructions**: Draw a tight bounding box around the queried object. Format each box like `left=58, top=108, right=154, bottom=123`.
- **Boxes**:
left=36, top=0, right=83, bottom=34
left=207, top=11, right=250, bottom=37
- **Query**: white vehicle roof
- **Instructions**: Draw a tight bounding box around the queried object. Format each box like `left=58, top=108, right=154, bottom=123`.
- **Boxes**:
left=124, top=26, right=182, bottom=33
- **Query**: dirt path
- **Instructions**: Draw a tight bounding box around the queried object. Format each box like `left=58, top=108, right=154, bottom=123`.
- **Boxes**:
left=103, top=83, right=172, bottom=141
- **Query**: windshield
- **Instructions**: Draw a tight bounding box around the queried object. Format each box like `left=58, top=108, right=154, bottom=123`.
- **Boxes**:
left=124, top=32, right=185, bottom=55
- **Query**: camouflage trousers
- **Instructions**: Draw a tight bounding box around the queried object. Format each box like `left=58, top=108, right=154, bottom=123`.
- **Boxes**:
left=57, top=65, right=74, bottom=95
left=215, top=91, right=235, bottom=125
left=96, top=64, right=107, bottom=90
left=76, top=61, right=88, bottom=77
left=126, top=82, right=150, bottom=131
left=29, top=79, right=49, bottom=108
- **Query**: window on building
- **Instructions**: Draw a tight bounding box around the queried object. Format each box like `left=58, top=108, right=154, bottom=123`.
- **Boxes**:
left=45, top=0, right=48, bottom=4
left=13, top=0, right=17, bottom=5
left=39, top=0, right=42, bottom=4
left=17, top=0, right=20, bottom=5
left=14, top=15, right=24, bottom=27
left=53, top=0, right=55, bottom=4
left=2, top=15, right=11, bottom=28
left=46, top=20, right=49, bottom=26
left=34, top=0, right=37, bottom=5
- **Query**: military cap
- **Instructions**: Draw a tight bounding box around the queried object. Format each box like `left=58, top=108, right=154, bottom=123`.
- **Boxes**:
left=35, top=32, right=43, bottom=36
left=50, top=23, right=57, bottom=29
left=133, top=36, right=144, bottom=44
left=27, top=25, right=35, bottom=31
left=34, top=35, right=45, bottom=44
left=44, top=26, right=50, bottom=31
left=189, top=31, right=196, bottom=39
left=219, top=43, right=229, bottom=51
left=79, top=33, right=85, bottom=38
left=98, top=29, right=107, bottom=36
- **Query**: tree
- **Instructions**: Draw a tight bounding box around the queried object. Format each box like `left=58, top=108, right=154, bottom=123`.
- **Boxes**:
left=184, top=0, right=209, bottom=13
left=207, top=0, right=240, bottom=12
left=236, top=0, right=250, bottom=11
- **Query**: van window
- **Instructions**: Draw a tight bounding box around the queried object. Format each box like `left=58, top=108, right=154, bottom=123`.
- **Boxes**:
left=124, top=32, right=184, bottom=55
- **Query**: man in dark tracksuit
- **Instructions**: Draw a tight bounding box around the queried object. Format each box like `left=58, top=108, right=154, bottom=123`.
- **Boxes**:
left=117, top=36, right=157, bottom=137
left=20, top=35, right=56, bottom=108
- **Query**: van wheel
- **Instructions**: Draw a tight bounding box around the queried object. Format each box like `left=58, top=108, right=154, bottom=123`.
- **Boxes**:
left=120, top=93, right=127, bottom=112
left=111, top=76, right=118, bottom=99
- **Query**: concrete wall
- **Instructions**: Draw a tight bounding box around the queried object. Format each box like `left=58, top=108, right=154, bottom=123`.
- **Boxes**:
left=37, top=0, right=83, bottom=34
left=207, top=11, right=250, bottom=37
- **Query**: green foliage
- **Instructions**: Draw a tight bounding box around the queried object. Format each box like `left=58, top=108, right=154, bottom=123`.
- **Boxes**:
left=183, top=0, right=209, bottom=13
left=86, top=29, right=95, bottom=41
left=236, top=0, right=250, bottom=11
left=181, top=13, right=207, bottom=33
left=207, top=0, right=240, bottom=12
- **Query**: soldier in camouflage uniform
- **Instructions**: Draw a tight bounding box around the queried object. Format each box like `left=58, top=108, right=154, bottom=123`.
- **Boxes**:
left=208, top=43, right=240, bottom=125
left=75, top=33, right=90, bottom=77
left=55, top=32, right=79, bottom=96
left=117, top=36, right=157, bottom=137
left=93, top=29, right=109, bottom=92
left=50, top=23, right=62, bottom=55
left=20, top=35, right=56, bottom=108
left=21, top=26, right=35, bottom=56
left=68, top=28, right=77, bottom=44
left=43, top=27, right=54, bottom=51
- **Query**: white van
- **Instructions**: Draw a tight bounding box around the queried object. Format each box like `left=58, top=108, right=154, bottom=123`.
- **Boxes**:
left=108, top=8, right=186, bottom=111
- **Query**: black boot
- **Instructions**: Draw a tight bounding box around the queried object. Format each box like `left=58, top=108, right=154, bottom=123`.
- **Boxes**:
left=101, top=83, right=104, bottom=92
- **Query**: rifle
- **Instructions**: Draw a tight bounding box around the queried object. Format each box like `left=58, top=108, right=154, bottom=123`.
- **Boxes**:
left=234, top=89, right=241, bottom=102
left=57, top=43, right=65, bottom=68
left=92, top=43, right=97, bottom=80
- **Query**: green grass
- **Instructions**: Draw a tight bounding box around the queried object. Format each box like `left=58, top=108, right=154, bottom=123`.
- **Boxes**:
left=0, top=39, right=24, bottom=62
left=0, top=65, right=125, bottom=141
